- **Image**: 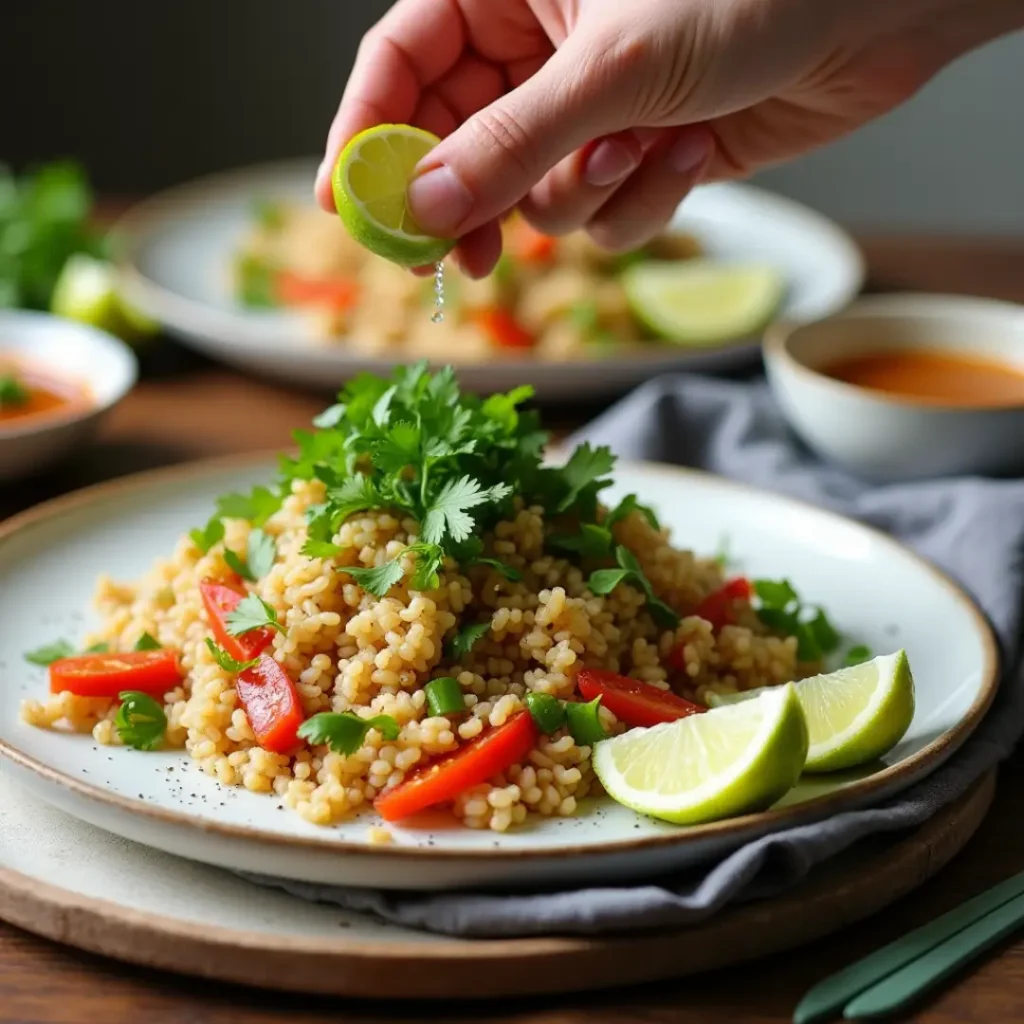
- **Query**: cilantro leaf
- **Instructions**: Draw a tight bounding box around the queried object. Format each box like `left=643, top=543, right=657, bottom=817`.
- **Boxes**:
left=215, top=486, right=282, bottom=528
left=297, top=712, right=400, bottom=755
left=302, top=504, right=343, bottom=559
left=223, top=549, right=251, bottom=580
left=341, top=558, right=405, bottom=598
left=24, top=639, right=75, bottom=666
left=585, top=545, right=681, bottom=628
left=406, top=543, right=444, bottom=591
left=312, top=403, right=345, bottom=429
left=114, top=691, right=167, bottom=751
left=752, top=579, right=842, bottom=661
left=328, top=475, right=387, bottom=524
left=134, top=632, right=161, bottom=652
left=554, top=443, right=616, bottom=514
left=445, top=621, right=491, bottom=662
left=754, top=579, right=799, bottom=610
left=225, top=593, right=285, bottom=637
left=606, top=493, right=660, bottom=532
left=844, top=644, right=873, bottom=667
left=246, top=528, right=277, bottom=580
left=549, top=523, right=614, bottom=560
left=473, top=557, right=522, bottom=582
left=587, top=567, right=632, bottom=595
left=204, top=637, right=258, bottom=674
left=85, top=642, right=110, bottom=653
left=189, top=516, right=225, bottom=554
left=0, top=374, right=28, bottom=407
left=422, top=476, right=509, bottom=545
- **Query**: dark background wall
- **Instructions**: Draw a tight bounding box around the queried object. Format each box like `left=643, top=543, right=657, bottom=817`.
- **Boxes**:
left=4, top=3, right=1022, bottom=231
left=3, top=0, right=392, bottom=191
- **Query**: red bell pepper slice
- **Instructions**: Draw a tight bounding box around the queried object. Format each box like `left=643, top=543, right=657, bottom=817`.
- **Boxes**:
left=577, top=668, right=704, bottom=727
left=235, top=653, right=305, bottom=754
left=200, top=579, right=275, bottom=664
left=473, top=308, right=536, bottom=349
left=49, top=649, right=183, bottom=699
left=375, top=711, right=538, bottom=821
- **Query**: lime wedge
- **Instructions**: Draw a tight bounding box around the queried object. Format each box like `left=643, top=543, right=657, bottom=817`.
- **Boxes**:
left=51, top=253, right=159, bottom=343
left=331, top=124, right=457, bottom=267
left=707, top=651, right=915, bottom=773
left=593, top=684, right=808, bottom=825
left=622, top=259, right=784, bottom=345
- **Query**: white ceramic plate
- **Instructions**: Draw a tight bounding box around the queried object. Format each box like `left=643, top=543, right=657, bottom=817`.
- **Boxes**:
left=113, top=160, right=864, bottom=399
left=0, top=457, right=997, bottom=890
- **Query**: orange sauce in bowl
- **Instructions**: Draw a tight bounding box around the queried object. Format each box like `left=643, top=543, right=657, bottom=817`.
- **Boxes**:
left=0, top=359, right=91, bottom=428
left=822, top=349, right=1024, bottom=407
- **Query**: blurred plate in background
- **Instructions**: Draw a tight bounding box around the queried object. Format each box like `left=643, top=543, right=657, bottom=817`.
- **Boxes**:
left=114, top=160, right=864, bottom=400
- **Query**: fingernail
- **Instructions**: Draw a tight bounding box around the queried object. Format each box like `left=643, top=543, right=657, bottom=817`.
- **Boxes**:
left=668, top=131, right=712, bottom=174
left=407, top=165, right=473, bottom=236
left=584, top=139, right=640, bottom=187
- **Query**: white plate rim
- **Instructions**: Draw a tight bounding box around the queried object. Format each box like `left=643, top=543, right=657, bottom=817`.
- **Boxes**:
left=0, top=452, right=999, bottom=864
left=109, top=158, right=866, bottom=370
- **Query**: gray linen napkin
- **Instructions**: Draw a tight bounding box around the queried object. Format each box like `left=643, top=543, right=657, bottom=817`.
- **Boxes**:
left=250, top=377, right=1024, bottom=937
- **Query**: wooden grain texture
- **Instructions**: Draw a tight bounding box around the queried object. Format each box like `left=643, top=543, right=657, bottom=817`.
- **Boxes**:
left=2, top=237, right=1024, bottom=1022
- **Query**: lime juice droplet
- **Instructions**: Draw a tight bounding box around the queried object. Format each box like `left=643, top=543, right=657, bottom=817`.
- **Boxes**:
left=430, top=261, right=445, bottom=323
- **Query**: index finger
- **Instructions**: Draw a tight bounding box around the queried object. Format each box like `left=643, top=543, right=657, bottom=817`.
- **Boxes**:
left=314, top=0, right=469, bottom=209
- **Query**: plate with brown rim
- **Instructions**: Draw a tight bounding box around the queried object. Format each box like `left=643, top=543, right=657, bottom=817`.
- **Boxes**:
left=0, top=455, right=998, bottom=890
left=112, top=160, right=864, bottom=400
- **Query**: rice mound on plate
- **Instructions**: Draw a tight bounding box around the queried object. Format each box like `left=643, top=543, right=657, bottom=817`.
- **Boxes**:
left=21, top=367, right=804, bottom=838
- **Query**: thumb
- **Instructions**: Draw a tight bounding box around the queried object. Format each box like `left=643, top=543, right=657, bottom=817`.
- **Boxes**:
left=407, top=31, right=639, bottom=238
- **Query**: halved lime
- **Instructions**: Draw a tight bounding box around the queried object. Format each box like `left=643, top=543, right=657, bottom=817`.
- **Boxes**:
left=707, top=651, right=915, bottom=773
left=622, top=259, right=784, bottom=345
left=51, top=254, right=159, bottom=343
left=593, top=684, right=808, bottom=825
left=331, top=124, right=456, bottom=267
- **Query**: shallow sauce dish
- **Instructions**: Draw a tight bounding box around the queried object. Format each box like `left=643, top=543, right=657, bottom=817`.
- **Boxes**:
left=764, top=294, right=1024, bottom=480
left=0, top=311, right=137, bottom=481
left=0, top=457, right=996, bottom=890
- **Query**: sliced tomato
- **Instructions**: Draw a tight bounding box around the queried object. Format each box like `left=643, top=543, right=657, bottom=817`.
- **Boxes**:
left=375, top=711, right=538, bottom=822
left=275, top=270, right=358, bottom=312
left=235, top=654, right=305, bottom=754
left=693, top=577, right=753, bottom=631
left=577, top=668, right=704, bottom=727
left=473, top=308, right=535, bottom=350
left=507, top=219, right=556, bottom=264
left=200, top=579, right=274, bottom=664
left=49, top=649, right=183, bottom=699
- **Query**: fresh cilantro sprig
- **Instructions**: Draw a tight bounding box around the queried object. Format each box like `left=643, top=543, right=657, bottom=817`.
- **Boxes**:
left=549, top=492, right=660, bottom=561
left=114, top=691, right=167, bottom=751
left=225, top=594, right=285, bottom=637
left=752, top=579, right=841, bottom=662
left=587, top=546, right=680, bottom=628
left=445, top=621, right=491, bottom=662
left=134, top=632, right=161, bottom=651
left=24, top=639, right=76, bottom=666
left=0, top=374, right=28, bottom=408
left=297, top=711, right=400, bottom=755
left=224, top=528, right=277, bottom=582
left=205, top=638, right=258, bottom=673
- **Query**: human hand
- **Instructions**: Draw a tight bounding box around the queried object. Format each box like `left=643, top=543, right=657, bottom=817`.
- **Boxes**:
left=316, top=0, right=1021, bottom=277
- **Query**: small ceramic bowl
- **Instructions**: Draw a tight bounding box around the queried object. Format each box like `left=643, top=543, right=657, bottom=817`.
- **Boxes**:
left=0, top=311, right=137, bottom=481
left=764, top=294, right=1024, bottom=480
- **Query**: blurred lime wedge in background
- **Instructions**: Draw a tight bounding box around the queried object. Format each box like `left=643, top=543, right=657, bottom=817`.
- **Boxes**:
left=623, top=259, right=784, bottom=345
left=332, top=124, right=456, bottom=268
left=593, top=683, right=808, bottom=825
left=51, top=253, right=158, bottom=344
left=707, top=651, right=915, bottom=772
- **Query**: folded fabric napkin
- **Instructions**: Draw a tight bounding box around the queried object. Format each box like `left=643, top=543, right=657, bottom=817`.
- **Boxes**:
left=251, top=376, right=1024, bottom=937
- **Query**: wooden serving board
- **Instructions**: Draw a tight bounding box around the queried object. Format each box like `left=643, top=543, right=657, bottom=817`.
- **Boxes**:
left=0, top=772, right=994, bottom=1000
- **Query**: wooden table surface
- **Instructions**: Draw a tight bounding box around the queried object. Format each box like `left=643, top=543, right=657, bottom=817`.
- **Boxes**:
left=3, top=236, right=1024, bottom=1023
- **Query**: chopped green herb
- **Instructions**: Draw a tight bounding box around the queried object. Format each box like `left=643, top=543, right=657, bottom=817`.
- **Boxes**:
left=236, top=253, right=277, bottom=307
left=0, top=374, right=28, bottom=407
left=525, top=692, right=566, bottom=735
left=752, top=578, right=842, bottom=662
left=565, top=696, right=608, bottom=746
left=225, top=593, right=285, bottom=637
left=445, top=621, right=491, bottom=662
left=552, top=443, right=616, bottom=515
left=224, top=528, right=277, bottom=582
left=253, top=198, right=284, bottom=231
left=296, top=711, right=400, bottom=755
left=341, top=558, right=405, bottom=598
left=24, top=639, right=75, bottom=666
left=567, top=300, right=600, bottom=333
left=587, top=545, right=681, bottom=629
left=215, top=486, right=282, bottom=528
left=754, top=579, right=799, bottom=610
left=605, top=493, right=660, bottom=532
left=133, top=632, right=161, bottom=652
left=843, top=644, right=873, bottom=667
left=189, top=515, right=225, bottom=554
left=424, top=677, right=465, bottom=717
left=312, top=403, right=345, bottom=429
left=473, top=557, right=522, bottom=582
left=114, top=691, right=167, bottom=751
left=85, top=642, right=110, bottom=653
left=204, top=637, right=258, bottom=674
